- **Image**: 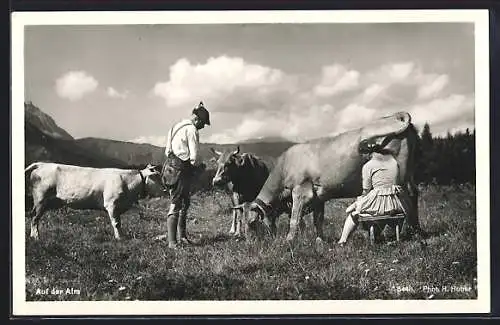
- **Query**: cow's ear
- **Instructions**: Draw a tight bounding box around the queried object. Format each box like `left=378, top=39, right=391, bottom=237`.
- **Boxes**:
left=210, top=148, right=222, bottom=157
left=143, top=168, right=159, bottom=177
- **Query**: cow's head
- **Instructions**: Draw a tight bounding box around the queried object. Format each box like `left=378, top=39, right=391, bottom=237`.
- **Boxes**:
left=141, top=164, right=166, bottom=197
left=232, top=201, right=273, bottom=239
left=210, top=146, right=244, bottom=187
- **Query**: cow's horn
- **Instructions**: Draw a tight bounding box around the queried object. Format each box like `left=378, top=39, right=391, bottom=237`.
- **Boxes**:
left=233, top=146, right=240, bottom=155
left=210, top=147, right=222, bottom=156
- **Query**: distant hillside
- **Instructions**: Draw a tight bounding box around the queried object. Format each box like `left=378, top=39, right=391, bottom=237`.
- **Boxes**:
left=74, top=137, right=296, bottom=167
left=238, top=136, right=294, bottom=144
left=75, top=138, right=165, bottom=166
left=25, top=102, right=73, bottom=140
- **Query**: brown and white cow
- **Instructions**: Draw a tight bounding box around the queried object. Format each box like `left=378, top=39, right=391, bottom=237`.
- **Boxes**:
left=24, top=162, right=166, bottom=241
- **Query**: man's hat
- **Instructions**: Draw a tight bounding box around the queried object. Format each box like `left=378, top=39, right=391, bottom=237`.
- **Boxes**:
left=192, top=101, right=211, bottom=126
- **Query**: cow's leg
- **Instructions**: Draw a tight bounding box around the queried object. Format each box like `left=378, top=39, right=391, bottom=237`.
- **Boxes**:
left=105, top=204, right=123, bottom=240
left=134, top=201, right=145, bottom=219
left=234, top=196, right=245, bottom=237
left=312, top=202, right=325, bottom=243
left=263, top=212, right=277, bottom=237
left=235, top=212, right=243, bottom=237
left=406, top=178, right=427, bottom=239
left=30, top=201, right=47, bottom=240
left=286, top=183, right=314, bottom=243
left=230, top=192, right=240, bottom=235
left=299, top=216, right=306, bottom=234
left=229, top=210, right=237, bottom=235
left=29, top=189, right=51, bottom=240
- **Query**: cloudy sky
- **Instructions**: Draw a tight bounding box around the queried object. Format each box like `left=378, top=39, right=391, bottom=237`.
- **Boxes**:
left=24, top=22, right=475, bottom=146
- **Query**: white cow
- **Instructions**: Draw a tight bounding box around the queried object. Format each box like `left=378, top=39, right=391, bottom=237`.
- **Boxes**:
left=24, top=162, right=166, bottom=240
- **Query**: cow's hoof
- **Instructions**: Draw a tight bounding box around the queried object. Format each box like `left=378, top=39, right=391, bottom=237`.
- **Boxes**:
left=285, top=234, right=295, bottom=244
left=30, top=229, right=39, bottom=240
left=229, top=230, right=236, bottom=236
left=154, top=234, right=168, bottom=241
left=178, top=237, right=192, bottom=246
left=168, top=242, right=180, bottom=249
left=234, top=233, right=246, bottom=241
left=315, top=237, right=325, bottom=252
left=315, top=237, right=324, bottom=246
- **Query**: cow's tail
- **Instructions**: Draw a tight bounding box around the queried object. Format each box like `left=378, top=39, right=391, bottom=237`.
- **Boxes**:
left=24, top=162, right=40, bottom=213
left=24, top=162, right=40, bottom=179
left=405, top=123, right=428, bottom=240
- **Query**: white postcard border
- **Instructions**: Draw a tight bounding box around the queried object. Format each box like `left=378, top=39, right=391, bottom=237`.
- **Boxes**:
left=11, top=9, right=491, bottom=316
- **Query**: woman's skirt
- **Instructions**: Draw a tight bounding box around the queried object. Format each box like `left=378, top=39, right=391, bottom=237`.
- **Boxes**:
left=353, top=185, right=411, bottom=217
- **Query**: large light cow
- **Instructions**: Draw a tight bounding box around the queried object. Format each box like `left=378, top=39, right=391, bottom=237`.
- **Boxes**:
left=210, top=146, right=270, bottom=236
left=235, top=112, right=425, bottom=244
left=24, top=162, right=166, bottom=240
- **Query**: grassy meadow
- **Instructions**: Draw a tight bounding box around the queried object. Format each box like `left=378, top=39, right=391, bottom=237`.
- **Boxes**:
left=25, top=184, right=478, bottom=301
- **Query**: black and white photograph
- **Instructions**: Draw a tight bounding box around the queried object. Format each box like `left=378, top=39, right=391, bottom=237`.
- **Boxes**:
left=12, top=10, right=490, bottom=316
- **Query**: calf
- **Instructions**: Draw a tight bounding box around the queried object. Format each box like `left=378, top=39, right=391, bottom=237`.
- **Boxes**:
left=24, top=162, right=165, bottom=240
left=210, top=146, right=270, bottom=236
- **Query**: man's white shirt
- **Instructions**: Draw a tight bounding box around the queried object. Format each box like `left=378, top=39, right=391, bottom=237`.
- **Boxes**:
left=165, top=119, right=201, bottom=166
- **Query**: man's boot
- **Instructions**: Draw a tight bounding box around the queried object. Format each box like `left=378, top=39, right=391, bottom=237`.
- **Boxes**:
left=178, top=210, right=191, bottom=245
left=167, top=212, right=179, bottom=249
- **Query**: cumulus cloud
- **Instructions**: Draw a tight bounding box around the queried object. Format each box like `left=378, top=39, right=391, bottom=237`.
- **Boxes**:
left=410, top=93, right=474, bottom=127
left=417, top=74, right=450, bottom=99
left=153, top=56, right=290, bottom=111
left=388, top=62, right=415, bottom=80
left=55, top=71, right=98, bottom=101
left=139, top=57, right=474, bottom=145
left=335, top=104, right=378, bottom=133
left=363, top=83, right=385, bottom=98
left=107, top=87, right=129, bottom=99
left=355, top=62, right=452, bottom=111
left=205, top=103, right=339, bottom=144
left=314, top=64, right=360, bottom=97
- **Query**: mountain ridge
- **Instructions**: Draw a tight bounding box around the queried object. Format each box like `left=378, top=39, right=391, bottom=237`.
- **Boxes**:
left=24, top=103, right=296, bottom=168
left=25, top=101, right=74, bottom=140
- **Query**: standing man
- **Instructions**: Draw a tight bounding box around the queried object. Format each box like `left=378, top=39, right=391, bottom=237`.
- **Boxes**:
left=156, top=101, right=210, bottom=248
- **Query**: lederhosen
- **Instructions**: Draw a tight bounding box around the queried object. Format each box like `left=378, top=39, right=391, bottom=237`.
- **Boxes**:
left=162, top=122, right=195, bottom=214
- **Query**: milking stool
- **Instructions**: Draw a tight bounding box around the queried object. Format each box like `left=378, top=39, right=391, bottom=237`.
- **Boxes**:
left=357, top=213, right=406, bottom=245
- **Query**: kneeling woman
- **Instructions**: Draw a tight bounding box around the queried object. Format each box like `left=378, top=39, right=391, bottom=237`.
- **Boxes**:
left=338, top=145, right=411, bottom=245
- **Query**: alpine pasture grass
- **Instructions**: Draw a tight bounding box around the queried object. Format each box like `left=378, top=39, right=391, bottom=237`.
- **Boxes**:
left=25, top=185, right=477, bottom=301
